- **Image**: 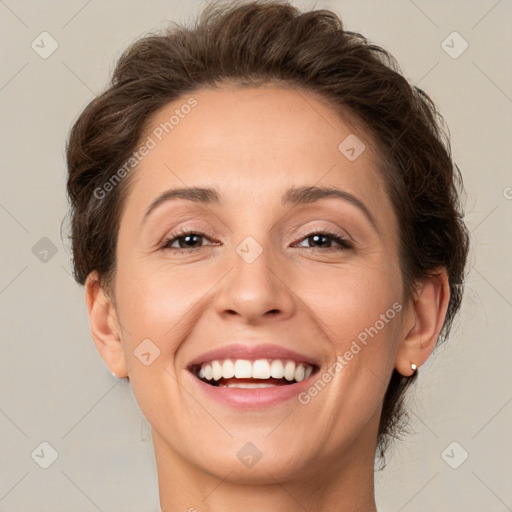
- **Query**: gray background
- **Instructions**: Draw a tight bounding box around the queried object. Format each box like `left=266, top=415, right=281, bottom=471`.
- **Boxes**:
left=0, top=0, right=511, bottom=510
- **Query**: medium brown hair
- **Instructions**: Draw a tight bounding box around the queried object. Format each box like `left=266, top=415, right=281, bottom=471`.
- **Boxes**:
left=65, top=0, right=469, bottom=461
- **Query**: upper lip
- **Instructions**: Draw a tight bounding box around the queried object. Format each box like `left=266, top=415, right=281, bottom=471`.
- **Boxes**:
left=187, top=343, right=320, bottom=370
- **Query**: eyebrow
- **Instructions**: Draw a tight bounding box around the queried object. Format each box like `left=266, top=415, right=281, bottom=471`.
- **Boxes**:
left=141, top=185, right=378, bottom=232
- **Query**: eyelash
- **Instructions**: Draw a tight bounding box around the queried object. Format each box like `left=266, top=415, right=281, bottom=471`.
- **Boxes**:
left=159, top=227, right=353, bottom=253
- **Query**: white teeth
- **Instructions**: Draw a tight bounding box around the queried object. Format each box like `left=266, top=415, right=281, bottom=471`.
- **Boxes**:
left=252, top=359, right=271, bottom=379
left=294, top=364, right=305, bottom=382
left=270, top=359, right=285, bottom=379
left=196, top=358, right=314, bottom=383
left=234, top=359, right=253, bottom=378
left=203, top=364, right=213, bottom=380
left=211, top=360, right=222, bottom=381
left=222, top=359, right=235, bottom=379
left=284, top=361, right=296, bottom=381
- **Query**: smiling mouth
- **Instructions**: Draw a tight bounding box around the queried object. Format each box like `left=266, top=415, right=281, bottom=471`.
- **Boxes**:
left=189, top=358, right=318, bottom=388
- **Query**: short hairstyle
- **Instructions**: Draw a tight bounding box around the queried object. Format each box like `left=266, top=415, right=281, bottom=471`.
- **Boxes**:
left=65, top=0, right=470, bottom=461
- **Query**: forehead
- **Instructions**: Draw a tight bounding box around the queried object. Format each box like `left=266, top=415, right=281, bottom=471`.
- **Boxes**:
left=124, top=84, right=391, bottom=220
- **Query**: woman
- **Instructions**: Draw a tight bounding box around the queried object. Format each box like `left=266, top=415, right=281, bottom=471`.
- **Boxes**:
left=65, top=1, right=469, bottom=510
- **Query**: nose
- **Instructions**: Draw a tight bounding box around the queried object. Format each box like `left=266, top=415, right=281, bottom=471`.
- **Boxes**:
left=213, top=238, right=296, bottom=325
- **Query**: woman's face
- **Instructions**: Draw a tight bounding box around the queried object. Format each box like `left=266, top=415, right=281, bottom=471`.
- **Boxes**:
left=109, top=84, right=409, bottom=481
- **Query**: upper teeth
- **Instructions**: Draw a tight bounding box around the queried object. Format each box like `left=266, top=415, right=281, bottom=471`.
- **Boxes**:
left=198, top=359, right=314, bottom=382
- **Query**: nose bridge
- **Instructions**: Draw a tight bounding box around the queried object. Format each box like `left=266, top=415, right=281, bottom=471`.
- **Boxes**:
left=214, top=232, right=295, bottom=322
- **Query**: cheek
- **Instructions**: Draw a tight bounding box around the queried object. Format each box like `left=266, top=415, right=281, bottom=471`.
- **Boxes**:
left=112, top=265, right=175, bottom=365
left=114, top=260, right=217, bottom=364
left=299, top=261, right=402, bottom=337
left=113, top=268, right=191, bottom=424
left=310, top=263, right=404, bottom=394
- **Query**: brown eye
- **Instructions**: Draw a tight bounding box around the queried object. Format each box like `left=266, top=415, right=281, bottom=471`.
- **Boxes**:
left=296, top=231, right=352, bottom=250
left=160, top=230, right=214, bottom=251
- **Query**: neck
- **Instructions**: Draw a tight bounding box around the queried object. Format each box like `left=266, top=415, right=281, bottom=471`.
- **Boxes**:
left=154, top=430, right=378, bottom=512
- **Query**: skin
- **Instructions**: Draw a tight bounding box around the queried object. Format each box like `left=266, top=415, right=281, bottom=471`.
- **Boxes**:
left=85, top=83, right=450, bottom=512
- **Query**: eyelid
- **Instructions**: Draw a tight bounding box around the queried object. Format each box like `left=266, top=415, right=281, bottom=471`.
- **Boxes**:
left=159, top=227, right=216, bottom=250
left=160, top=224, right=354, bottom=253
left=158, top=223, right=219, bottom=245
left=291, top=222, right=354, bottom=245
left=292, top=227, right=353, bottom=250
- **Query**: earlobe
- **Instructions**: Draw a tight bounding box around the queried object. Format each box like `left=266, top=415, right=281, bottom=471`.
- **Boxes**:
left=395, top=268, right=450, bottom=377
left=85, top=271, right=128, bottom=378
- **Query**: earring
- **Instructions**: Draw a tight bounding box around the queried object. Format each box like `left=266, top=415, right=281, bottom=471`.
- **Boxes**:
left=411, top=363, right=417, bottom=373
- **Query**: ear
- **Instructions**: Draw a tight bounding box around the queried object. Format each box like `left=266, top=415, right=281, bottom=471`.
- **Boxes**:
left=395, top=268, right=450, bottom=377
left=85, top=271, right=128, bottom=378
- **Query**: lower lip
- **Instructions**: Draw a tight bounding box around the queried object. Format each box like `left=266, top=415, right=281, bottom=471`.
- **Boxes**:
left=187, top=371, right=316, bottom=409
